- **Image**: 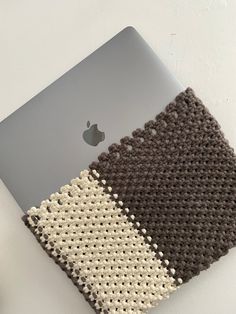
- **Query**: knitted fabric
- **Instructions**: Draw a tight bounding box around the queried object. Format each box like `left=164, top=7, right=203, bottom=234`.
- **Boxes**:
left=24, top=88, right=236, bottom=313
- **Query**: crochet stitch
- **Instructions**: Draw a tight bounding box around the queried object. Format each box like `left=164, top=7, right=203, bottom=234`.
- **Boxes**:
left=24, top=88, right=236, bottom=313
left=26, top=170, right=176, bottom=313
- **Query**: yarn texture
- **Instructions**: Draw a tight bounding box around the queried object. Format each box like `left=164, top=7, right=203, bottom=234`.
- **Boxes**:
left=24, top=88, right=236, bottom=313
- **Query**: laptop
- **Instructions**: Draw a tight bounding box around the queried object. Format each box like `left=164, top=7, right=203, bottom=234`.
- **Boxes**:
left=0, top=26, right=183, bottom=212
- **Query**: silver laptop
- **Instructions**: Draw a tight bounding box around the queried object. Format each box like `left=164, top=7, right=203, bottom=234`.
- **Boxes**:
left=0, top=26, right=183, bottom=212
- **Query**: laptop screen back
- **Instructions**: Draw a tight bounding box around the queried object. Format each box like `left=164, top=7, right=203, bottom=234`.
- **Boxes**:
left=0, top=27, right=183, bottom=211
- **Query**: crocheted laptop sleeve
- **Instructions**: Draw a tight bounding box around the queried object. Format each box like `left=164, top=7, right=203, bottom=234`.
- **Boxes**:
left=24, top=88, right=236, bottom=313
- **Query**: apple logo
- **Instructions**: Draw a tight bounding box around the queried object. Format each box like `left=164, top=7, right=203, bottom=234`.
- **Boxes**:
left=82, top=121, right=105, bottom=146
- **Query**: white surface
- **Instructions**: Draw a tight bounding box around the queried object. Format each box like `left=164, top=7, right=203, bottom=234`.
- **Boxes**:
left=1, top=1, right=236, bottom=313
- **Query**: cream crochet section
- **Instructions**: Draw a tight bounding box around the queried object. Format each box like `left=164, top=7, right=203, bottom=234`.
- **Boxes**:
left=27, top=170, right=176, bottom=313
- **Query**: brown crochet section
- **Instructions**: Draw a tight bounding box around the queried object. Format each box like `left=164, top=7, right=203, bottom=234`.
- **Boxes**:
left=90, top=88, right=236, bottom=283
